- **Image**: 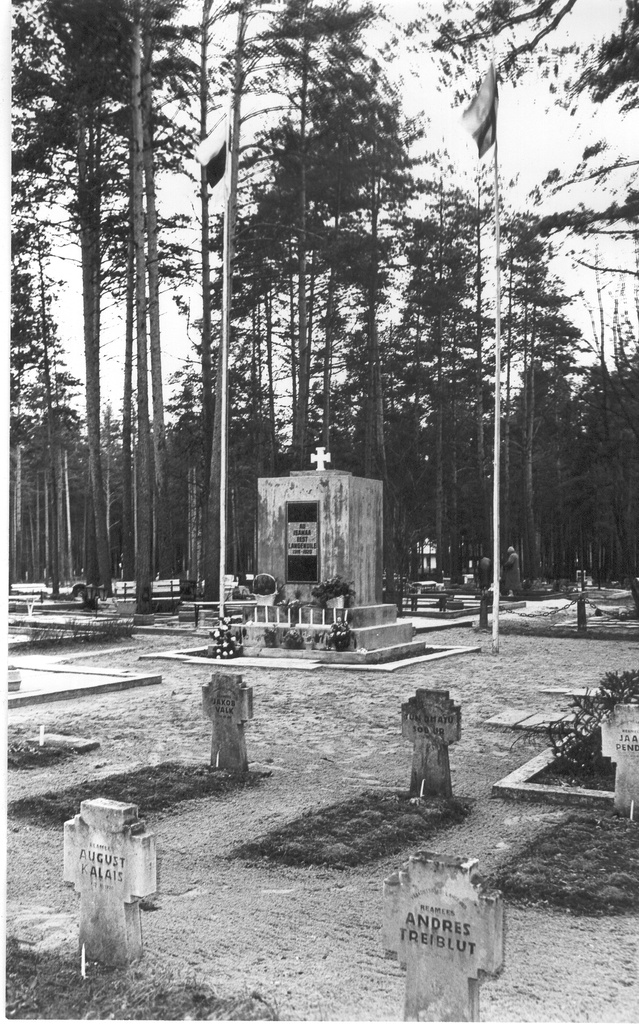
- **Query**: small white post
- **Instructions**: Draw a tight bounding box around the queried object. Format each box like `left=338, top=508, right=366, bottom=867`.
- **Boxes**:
left=39, top=725, right=45, bottom=747
left=216, top=750, right=220, bottom=768
left=253, top=607, right=257, bottom=622
left=631, top=800, right=635, bottom=822
left=420, top=779, right=425, bottom=798
left=81, top=943, right=86, bottom=978
left=322, top=608, right=326, bottom=625
left=287, top=608, right=291, bottom=626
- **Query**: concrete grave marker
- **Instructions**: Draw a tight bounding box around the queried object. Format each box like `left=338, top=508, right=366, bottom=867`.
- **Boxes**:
left=383, top=852, right=503, bottom=1022
left=202, top=672, right=253, bottom=773
left=601, top=704, right=639, bottom=816
left=402, top=688, right=461, bottom=797
left=63, top=798, right=156, bottom=965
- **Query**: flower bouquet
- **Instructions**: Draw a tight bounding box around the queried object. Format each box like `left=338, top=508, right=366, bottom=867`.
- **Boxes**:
left=208, top=617, right=241, bottom=659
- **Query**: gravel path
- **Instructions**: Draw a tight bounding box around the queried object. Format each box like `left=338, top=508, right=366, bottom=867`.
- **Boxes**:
left=6, top=624, right=639, bottom=1021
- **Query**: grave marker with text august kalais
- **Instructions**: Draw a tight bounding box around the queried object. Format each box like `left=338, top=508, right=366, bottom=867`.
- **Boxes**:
left=402, top=689, right=461, bottom=798
left=63, top=798, right=156, bottom=965
left=383, top=851, right=504, bottom=1021
left=601, top=704, right=639, bottom=816
left=202, top=672, right=253, bottom=773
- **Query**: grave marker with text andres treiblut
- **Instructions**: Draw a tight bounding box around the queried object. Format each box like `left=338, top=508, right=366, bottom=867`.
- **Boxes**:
left=383, top=851, right=503, bottom=1021
left=63, top=798, right=156, bottom=965
left=402, top=689, right=461, bottom=797
left=202, top=672, right=253, bottom=772
left=601, top=704, right=639, bottom=816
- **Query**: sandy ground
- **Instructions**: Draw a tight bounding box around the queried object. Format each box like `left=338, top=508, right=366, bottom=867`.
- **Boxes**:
left=6, top=619, right=639, bottom=1022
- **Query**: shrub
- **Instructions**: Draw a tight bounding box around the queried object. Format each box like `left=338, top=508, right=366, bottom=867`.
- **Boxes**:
left=547, top=670, right=639, bottom=777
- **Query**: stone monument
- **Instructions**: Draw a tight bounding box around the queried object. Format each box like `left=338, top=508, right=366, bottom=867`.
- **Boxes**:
left=402, top=689, right=462, bottom=797
left=202, top=672, right=253, bottom=773
left=601, top=704, right=639, bottom=816
left=63, top=798, right=156, bottom=965
left=383, top=851, right=504, bottom=1021
left=256, top=451, right=383, bottom=605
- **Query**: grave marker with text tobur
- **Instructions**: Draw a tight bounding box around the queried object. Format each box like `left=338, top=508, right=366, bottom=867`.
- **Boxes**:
left=383, top=852, right=504, bottom=1022
left=402, top=689, right=461, bottom=798
left=601, top=704, right=639, bottom=816
left=63, top=798, right=156, bottom=966
left=202, top=672, right=253, bottom=773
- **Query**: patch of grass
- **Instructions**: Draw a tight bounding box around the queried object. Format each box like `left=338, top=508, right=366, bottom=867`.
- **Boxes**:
left=230, top=790, right=472, bottom=868
left=8, top=763, right=269, bottom=827
left=8, top=742, right=76, bottom=771
left=488, top=813, right=639, bottom=915
left=8, top=618, right=134, bottom=646
left=5, top=937, right=277, bottom=1020
left=534, top=755, right=616, bottom=791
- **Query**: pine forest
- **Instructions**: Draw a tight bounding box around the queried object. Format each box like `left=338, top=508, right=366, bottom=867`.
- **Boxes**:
left=10, top=0, right=639, bottom=609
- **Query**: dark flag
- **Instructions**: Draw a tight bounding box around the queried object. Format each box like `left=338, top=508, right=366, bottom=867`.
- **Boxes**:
left=461, top=63, right=498, bottom=157
left=195, top=118, right=228, bottom=189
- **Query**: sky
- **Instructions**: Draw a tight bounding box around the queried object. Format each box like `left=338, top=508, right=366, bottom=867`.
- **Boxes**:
left=23, top=0, right=639, bottom=411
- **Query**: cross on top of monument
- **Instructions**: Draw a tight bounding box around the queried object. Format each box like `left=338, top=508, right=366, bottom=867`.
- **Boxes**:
left=311, top=446, right=331, bottom=471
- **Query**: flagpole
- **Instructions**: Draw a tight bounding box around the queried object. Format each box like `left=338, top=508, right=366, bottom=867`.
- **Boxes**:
left=218, top=116, right=231, bottom=622
left=491, top=137, right=502, bottom=654
left=218, top=5, right=247, bottom=622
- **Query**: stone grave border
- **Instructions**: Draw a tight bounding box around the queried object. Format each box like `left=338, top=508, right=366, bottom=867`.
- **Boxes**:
left=139, top=644, right=481, bottom=673
left=8, top=663, right=162, bottom=708
left=492, top=748, right=614, bottom=809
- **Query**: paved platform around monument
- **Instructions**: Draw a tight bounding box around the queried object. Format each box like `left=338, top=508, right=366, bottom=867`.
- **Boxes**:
left=139, top=642, right=481, bottom=672
left=7, top=659, right=162, bottom=707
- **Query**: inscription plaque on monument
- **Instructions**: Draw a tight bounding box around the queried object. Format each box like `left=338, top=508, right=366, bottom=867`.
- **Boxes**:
left=63, top=798, right=156, bottom=965
left=286, top=501, right=319, bottom=582
left=383, top=851, right=503, bottom=1021
left=402, top=689, right=462, bottom=797
left=601, top=704, right=639, bottom=816
left=202, top=672, right=253, bottom=773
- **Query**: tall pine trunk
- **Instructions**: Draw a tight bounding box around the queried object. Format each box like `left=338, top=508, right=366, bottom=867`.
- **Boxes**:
left=77, top=112, right=112, bottom=595
left=132, top=15, right=153, bottom=614
left=142, top=33, right=171, bottom=577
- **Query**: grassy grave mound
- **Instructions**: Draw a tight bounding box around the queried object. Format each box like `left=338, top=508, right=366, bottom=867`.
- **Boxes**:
left=8, top=618, right=134, bottom=646
left=488, top=813, right=639, bottom=915
left=5, top=937, right=277, bottom=1020
left=8, top=741, right=76, bottom=771
left=9, top=763, right=269, bottom=827
left=231, top=790, right=472, bottom=869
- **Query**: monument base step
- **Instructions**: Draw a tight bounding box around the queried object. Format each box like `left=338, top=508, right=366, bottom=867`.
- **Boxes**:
left=254, top=638, right=442, bottom=665
left=242, top=617, right=413, bottom=652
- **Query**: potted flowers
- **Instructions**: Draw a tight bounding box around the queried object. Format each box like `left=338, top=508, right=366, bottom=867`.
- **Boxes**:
left=263, top=625, right=278, bottom=648
left=326, top=618, right=353, bottom=652
left=282, top=627, right=304, bottom=650
left=311, top=575, right=355, bottom=609
left=253, top=573, right=278, bottom=606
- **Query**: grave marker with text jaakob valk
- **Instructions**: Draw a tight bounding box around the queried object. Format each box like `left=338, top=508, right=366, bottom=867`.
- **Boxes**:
left=383, top=852, right=504, bottom=1022
left=64, top=798, right=156, bottom=965
left=402, top=689, right=461, bottom=798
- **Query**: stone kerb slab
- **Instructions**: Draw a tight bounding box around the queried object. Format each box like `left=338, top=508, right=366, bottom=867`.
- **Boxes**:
left=383, top=852, right=503, bottom=1022
left=202, top=672, right=253, bottom=773
left=402, top=689, right=461, bottom=797
left=63, top=798, right=156, bottom=965
left=601, top=704, right=639, bottom=815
